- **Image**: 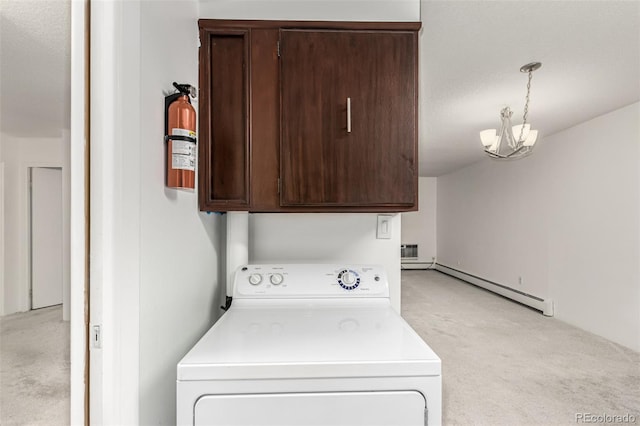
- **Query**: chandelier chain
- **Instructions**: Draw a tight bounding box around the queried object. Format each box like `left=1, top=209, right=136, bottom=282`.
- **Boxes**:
left=517, top=70, right=533, bottom=143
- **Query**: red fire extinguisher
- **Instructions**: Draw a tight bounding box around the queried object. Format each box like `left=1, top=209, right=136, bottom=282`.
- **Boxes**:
left=165, top=82, right=197, bottom=189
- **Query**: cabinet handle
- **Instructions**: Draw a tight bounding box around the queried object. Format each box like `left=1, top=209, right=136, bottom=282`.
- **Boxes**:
left=346, top=97, right=352, bottom=133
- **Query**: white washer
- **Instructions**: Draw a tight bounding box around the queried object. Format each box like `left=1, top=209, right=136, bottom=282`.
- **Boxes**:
left=177, top=264, right=441, bottom=426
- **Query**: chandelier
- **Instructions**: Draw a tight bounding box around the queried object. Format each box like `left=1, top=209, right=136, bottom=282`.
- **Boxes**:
left=480, top=62, right=542, bottom=159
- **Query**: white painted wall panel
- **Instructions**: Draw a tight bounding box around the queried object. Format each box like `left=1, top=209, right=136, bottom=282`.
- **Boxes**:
left=545, top=103, right=640, bottom=351
left=90, top=2, right=135, bottom=421
left=90, top=1, right=222, bottom=424
left=437, top=102, right=640, bottom=351
left=437, top=156, right=549, bottom=298
left=0, top=161, right=4, bottom=316
left=139, top=1, right=222, bottom=424
left=401, top=177, right=437, bottom=264
left=199, top=0, right=420, bottom=21
left=250, top=213, right=402, bottom=312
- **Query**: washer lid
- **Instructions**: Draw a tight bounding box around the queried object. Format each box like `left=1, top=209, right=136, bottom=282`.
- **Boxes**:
left=177, top=300, right=441, bottom=381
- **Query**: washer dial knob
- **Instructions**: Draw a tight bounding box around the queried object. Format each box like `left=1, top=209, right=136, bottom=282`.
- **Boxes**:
left=342, top=271, right=357, bottom=285
left=270, top=273, right=284, bottom=285
left=248, top=273, right=263, bottom=285
left=337, top=269, right=360, bottom=290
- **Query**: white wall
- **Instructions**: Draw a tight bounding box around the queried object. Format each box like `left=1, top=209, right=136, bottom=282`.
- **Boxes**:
left=90, top=1, right=221, bottom=424
left=0, top=134, right=69, bottom=316
left=0, top=134, right=4, bottom=316
left=198, top=0, right=419, bottom=21
left=139, top=1, right=222, bottom=423
left=401, top=177, right=437, bottom=265
left=0, top=157, right=4, bottom=317
left=89, top=3, right=138, bottom=421
left=250, top=213, right=402, bottom=311
left=437, top=102, right=640, bottom=351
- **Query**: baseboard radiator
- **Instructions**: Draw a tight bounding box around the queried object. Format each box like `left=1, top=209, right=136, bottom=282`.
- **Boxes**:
left=401, top=262, right=435, bottom=270
left=435, top=264, right=554, bottom=317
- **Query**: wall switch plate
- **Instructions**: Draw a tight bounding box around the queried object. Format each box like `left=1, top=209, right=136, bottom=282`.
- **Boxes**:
left=377, top=215, right=392, bottom=239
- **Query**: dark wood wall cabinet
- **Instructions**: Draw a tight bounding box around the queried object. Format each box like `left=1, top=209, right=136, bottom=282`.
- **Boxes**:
left=198, top=20, right=420, bottom=212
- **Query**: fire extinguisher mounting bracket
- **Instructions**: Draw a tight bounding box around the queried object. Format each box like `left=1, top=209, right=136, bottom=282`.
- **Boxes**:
left=173, top=82, right=197, bottom=99
left=164, top=134, right=196, bottom=143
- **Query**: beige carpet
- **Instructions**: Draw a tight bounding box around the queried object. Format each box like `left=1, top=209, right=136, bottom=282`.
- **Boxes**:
left=402, top=270, right=640, bottom=426
left=0, top=305, right=69, bottom=426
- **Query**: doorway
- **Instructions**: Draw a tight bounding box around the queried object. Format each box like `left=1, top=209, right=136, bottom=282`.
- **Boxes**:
left=29, top=167, right=63, bottom=310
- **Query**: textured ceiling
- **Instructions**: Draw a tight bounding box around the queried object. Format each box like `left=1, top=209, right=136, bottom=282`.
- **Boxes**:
left=0, top=0, right=70, bottom=137
left=419, top=0, right=640, bottom=176
left=1, top=1, right=638, bottom=176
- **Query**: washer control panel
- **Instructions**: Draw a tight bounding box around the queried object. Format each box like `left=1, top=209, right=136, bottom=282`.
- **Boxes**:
left=337, top=269, right=360, bottom=290
left=234, top=264, right=389, bottom=299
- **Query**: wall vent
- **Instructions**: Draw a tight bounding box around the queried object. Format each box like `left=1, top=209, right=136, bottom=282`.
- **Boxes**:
left=401, top=244, right=418, bottom=259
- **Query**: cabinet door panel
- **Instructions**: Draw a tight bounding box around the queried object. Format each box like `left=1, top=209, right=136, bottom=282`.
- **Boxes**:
left=280, top=30, right=345, bottom=205
left=250, top=29, right=281, bottom=210
left=199, top=31, right=250, bottom=209
left=280, top=30, right=417, bottom=207
left=347, top=31, right=417, bottom=206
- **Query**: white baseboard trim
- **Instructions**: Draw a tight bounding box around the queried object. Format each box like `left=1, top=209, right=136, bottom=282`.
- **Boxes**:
left=435, top=264, right=554, bottom=317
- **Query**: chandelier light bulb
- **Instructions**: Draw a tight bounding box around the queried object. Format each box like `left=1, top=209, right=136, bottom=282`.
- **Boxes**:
left=480, top=129, right=497, bottom=147
left=523, top=130, right=538, bottom=147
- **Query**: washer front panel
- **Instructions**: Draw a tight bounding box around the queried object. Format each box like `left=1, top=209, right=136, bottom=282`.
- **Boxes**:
left=194, top=391, right=425, bottom=426
left=177, top=375, right=442, bottom=426
left=234, top=264, right=389, bottom=299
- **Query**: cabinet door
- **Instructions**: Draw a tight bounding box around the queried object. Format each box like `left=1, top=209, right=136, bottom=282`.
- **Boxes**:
left=199, top=29, right=250, bottom=210
left=280, top=29, right=417, bottom=208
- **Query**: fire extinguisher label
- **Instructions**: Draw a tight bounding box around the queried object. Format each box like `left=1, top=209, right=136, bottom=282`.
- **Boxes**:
left=171, top=128, right=197, bottom=171
left=171, top=128, right=196, bottom=139
left=172, top=140, right=196, bottom=171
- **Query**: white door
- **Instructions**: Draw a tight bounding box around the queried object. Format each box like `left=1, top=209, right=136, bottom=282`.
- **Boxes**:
left=31, top=167, right=63, bottom=309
